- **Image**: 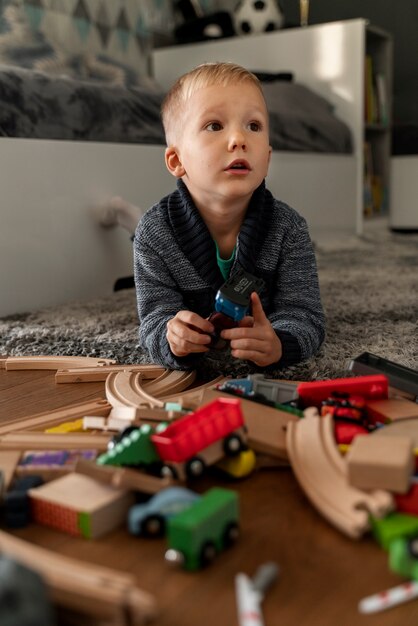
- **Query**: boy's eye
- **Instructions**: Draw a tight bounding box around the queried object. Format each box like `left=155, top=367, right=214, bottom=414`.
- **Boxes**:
left=248, top=121, right=262, bottom=132
left=205, top=122, right=223, bottom=131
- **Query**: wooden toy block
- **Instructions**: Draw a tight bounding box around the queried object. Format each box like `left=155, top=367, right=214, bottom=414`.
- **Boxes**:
left=0, top=451, right=21, bottom=491
left=366, top=399, right=418, bottom=423
left=371, top=417, right=418, bottom=450
left=82, top=415, right=108, bottom=430
left=346, top=434, right=414, bottom=493
left=0, top=432, right=110, bottom=452
left=4, top=355, right=116, bottom=370
left=0, top=398, right=111, bottom=436
left=0, top=530, right=157, bottom=624
left=286, top=413, right=394, bottom=539
left=55, top=363, right=166, bottom=383
left=29, top=473, right=134, bottom=539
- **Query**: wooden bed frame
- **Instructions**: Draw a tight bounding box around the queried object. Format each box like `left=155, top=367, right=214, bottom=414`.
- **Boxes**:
left=1, top=19, right=365, bottom=317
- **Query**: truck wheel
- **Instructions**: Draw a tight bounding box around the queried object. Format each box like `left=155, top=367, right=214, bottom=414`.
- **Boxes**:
left=185, top=457, right=205, bottom=478
left=223, top=522, right=240, bottom=547
left=141, top=514, right=165, bottom=538
left=160, top=464, right=178, bottom=479
left=407, top=536, right=418, bottom=559
left=200, top=541, right=216, bottom=567
left=223, top=434, right=243, bottom=457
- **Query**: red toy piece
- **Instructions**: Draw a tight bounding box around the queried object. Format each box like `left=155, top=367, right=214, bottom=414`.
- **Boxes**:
left=151, top=397, right=245, bottom=463
left=334, top=421, right=369, bottom=445
left=395, top=483, right=418, bottom=516
left=297, top=375, right=388, bottom=408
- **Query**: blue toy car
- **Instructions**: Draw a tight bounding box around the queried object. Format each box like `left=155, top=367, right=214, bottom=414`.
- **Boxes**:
left=128, top=486, right=201, bottom=537
left=214, top=269, right=265, bottom=322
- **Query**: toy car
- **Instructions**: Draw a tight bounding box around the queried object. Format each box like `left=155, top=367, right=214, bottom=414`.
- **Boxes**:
left=128, top=486, right=201, bottom=537
left=214, top=268, right=265, bottom=322
left=207, top=269, right=265, bottom=348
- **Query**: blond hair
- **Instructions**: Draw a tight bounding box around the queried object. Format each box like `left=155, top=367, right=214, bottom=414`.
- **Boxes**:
left=161, top=62, right=265, bottom=145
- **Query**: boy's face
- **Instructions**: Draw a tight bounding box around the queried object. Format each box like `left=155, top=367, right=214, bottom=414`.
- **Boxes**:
left=165, top=81, right=272, bottom=209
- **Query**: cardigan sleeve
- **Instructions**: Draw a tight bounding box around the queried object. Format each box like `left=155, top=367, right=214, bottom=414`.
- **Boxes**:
left=133, top=231, right=203, bottom=371
left=266, top=215, right=325, bottom=365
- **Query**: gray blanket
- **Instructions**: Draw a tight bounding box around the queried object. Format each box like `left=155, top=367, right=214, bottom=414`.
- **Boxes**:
left=0, top=64, right=352, bottom=152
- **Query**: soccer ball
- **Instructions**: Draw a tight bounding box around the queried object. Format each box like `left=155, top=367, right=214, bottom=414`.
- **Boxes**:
left=234, top=0, right=284, bottom=36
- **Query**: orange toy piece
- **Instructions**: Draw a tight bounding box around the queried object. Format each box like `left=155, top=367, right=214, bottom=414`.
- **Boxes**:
left=346, top=434, right=414, bottom=494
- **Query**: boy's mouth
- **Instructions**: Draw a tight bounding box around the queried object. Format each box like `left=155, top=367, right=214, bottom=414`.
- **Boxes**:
left=225, top=159, right=251, bottom=173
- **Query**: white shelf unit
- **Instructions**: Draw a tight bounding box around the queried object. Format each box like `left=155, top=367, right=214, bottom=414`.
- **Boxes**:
left=153, top=19, right=392, bottom=236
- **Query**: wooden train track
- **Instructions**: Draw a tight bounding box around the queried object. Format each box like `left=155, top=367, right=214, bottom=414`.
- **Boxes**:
left=0, top=530, right=157, bottom=625
left=55, top=364, right=166, bottom=383
left=1, top=355, right=116, bottom=370
left=0, top=431, right=111, bottom=452
left=105, top=370, right=197, bottom=410
left=286, top=413, right=394, bottom=539
left=0, top=398, right=111, bottom=436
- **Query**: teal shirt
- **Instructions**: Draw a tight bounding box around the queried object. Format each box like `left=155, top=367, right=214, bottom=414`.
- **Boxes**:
left=215, top=242, right=236, bottom=280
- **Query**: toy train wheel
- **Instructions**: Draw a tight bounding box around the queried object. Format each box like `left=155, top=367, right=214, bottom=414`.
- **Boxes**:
left=141, top=514, right=165, bottom=538
left=223, top=434, right=243, bottom=457
left=407, top=536, right=418, bottom=559
left=160, top=464, right=178, bottom=480
left=200, top=541, right=217, bottom=567
left=223, top=522, right=240, bottom=548
left=185, top=457, right=205, bottom=479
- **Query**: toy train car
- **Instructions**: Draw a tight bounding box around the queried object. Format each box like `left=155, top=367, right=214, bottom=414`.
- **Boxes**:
left=165, top=487, right=239, bottom=570
left=97, top=398, right=247, bottom=481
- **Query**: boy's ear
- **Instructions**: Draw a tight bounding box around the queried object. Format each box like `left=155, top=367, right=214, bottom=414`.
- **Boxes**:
left=165, top=146, right=185, bottom=178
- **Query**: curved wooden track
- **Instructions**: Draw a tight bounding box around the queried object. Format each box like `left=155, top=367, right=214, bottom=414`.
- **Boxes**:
left=105, top=370, right=198, bottom=410
left=286, top=413, right=394, bottom=539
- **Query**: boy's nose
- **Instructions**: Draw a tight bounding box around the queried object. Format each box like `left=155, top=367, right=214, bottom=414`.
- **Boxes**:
left=228, top=131, right=246, bottom=151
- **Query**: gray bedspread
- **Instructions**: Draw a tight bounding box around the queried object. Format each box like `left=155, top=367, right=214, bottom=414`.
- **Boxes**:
left=0, top=64, right=352, bottom=152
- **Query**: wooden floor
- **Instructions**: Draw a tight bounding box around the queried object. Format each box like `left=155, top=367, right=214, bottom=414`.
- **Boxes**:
left=1, top=367, right=417, bottom=626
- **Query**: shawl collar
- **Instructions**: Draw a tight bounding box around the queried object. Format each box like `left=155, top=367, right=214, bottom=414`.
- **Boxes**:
left=167, top=179, right=275, bottom=286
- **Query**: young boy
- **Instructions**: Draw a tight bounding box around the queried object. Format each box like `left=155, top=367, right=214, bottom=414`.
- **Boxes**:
left=133, top=62, right=325, bottom=371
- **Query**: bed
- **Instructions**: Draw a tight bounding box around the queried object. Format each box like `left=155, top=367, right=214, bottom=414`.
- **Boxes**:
left=0, top=19, right=366, bottom=318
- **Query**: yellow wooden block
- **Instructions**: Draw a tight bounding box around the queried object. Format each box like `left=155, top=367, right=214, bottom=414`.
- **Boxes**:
left=45, top=419, right=85, bottom=433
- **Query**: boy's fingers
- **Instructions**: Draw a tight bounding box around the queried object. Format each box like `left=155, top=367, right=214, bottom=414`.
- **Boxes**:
left=238, top=315, right=254, bottom=328
left=250, top=292, right=268, bottom=324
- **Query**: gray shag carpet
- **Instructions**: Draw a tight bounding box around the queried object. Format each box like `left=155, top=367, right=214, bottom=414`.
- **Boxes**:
left=0, top=220, right=417, bottom=382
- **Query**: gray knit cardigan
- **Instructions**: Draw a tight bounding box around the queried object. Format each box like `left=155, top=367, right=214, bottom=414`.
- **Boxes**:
left=133, top=179, right=325, bottom=371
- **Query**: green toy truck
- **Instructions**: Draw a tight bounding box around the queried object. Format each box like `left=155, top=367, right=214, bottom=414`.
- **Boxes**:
left=165, top=487, right=239, bottom=570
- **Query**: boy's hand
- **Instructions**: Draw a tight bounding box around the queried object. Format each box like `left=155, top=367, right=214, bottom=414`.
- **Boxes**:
left=220, top=292, right=282, bottom=367
left=167, top=311, right=214, bottom=357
